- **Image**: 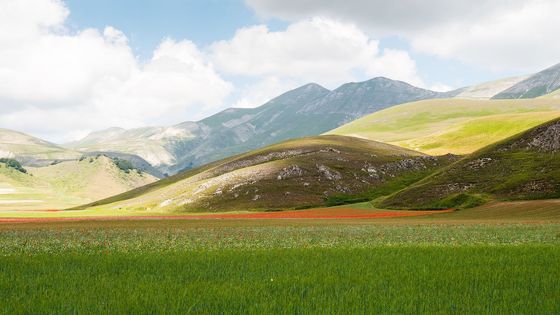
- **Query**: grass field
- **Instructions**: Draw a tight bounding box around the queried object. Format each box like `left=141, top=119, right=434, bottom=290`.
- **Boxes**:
left=1, top=246, right=559, bottom=314
left=1, top=201, right=560, bottom=314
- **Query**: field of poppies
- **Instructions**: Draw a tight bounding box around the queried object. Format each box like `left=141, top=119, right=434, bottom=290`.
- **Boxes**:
left=1, top=214, right=560, bottom=314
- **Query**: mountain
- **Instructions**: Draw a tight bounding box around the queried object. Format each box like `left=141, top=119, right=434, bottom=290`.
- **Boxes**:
left=0, top=155, right=158, bottom=210
left=328, top=98, right=560, bottom=155
left=379, top=117, right=560, bottom=209
left=65, top=125, right=200, bottom=168
left=492, top=63, right=560, bottom=99
left=296, top=77, right=456, bottom=121
left=79, top=135, right=455, bottom=212
left=0, top=128, right=80, bottom=163
left=453, top=75, right=530, bottom=99
left=69, top=78, right=455, bottom=173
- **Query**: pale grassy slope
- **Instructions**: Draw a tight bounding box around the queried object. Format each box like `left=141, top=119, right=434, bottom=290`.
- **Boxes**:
left=0, top=128, right=80, bottom=160
left=454, top=75, right=529, bottom=99
left=328, top=98, right=560, bottom=155
left=541, top=88, right=560, bottom=99
left=0, top=156, right=157, bottom=210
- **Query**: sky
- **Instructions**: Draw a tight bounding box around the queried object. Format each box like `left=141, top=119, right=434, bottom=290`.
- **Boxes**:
left=1, top=0, right=559, bottom=142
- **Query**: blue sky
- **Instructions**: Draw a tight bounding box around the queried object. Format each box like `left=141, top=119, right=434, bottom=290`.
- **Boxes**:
left=1, top=0, right=558, bottom=142
left=64, top=0, right=270, bottom=57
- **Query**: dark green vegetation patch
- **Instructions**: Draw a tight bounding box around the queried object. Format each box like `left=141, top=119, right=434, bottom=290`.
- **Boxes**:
left=0, top=158, right=27, bottom=173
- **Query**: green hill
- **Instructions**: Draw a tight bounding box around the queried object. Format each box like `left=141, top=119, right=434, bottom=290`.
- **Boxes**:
left=0, top=156, right=157, bottom=210
left=328, top=98, right=560, bottom=155
left=81, top=135, right=456, bottom=212
left=379, top=117, right=560, bottom=209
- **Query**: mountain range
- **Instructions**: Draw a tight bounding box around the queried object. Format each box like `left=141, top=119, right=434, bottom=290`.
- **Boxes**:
left=67, top=77, right=460, bottom=174
left=67, top=63, right=560, bottom=174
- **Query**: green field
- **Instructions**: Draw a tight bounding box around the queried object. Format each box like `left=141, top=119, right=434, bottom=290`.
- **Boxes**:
left=1, top=203, right=560, bottom=314
left=2, top=246, right=559, bottom=314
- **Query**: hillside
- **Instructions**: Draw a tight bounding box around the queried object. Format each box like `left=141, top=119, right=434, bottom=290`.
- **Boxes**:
left=0, top=128, right=80, bottom=163
left=453, top=75, right=529, bottom=99
left=80, top=135, right=456, bottom=212
left=328, top=98, right=560, bottom=155
left=493, top=63, right=560, bottom=99
left=380, top=117, right=560, bottom=209
left=542, top=88, right=560, bottom=99
left=69, top=78, right=453, bottom=173
left=0, top=156, right=157, bottom=210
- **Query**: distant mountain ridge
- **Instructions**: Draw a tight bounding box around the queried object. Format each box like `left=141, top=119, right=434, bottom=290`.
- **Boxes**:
left=69, top=77, right=457, bottom=174
left=492, top=63, right=560, bottom=99
left=0, top=128, right=81, bottom=162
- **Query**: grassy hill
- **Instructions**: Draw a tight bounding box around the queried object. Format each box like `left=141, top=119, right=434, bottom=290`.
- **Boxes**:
left=379, top=117, right=560, bottom=209
left=0, top=156, right=157, bottom=210
left=0, top=128, right=80, bottom=162
left=81, top=135, right=456, bottom=212
left=328, top=98, right=560, bottom=155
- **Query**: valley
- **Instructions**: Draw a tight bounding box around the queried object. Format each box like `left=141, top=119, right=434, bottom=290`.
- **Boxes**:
left=3, top=2, right=560, bottom=314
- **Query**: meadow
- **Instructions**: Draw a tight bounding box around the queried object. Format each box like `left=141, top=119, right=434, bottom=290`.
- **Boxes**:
left=1, top=208, right=560, bottom=314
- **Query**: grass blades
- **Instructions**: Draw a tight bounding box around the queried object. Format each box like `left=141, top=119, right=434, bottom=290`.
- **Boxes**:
left=1, top=246, right=559, bottom=314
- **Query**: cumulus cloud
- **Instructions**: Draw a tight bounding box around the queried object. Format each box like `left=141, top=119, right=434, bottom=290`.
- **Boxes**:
left=0, top=0, right=232, bottom=141
left=246, top=0, right=560, bottom=72
left=211, top=18, right=421, bottom=86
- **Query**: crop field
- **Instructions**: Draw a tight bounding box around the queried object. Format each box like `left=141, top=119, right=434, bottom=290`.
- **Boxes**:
left=1, top=202, right=560, bottom=314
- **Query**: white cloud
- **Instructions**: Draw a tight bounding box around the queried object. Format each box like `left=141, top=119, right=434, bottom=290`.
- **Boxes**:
left=0, top=0, right=232, bottom=142
left=210, top=18, right=422, bottom=104
left=410, top=1, right=560, bottom=72
left=246, top=0, right=560, bottom=72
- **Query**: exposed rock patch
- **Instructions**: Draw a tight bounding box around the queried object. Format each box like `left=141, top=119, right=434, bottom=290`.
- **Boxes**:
left=277, top=165, right=305, bottom=180
left=467, top=157, right=493, bottom=170
left=501, top=120, right=560, bottom=152
left=316, top=164, right=342, bottom=180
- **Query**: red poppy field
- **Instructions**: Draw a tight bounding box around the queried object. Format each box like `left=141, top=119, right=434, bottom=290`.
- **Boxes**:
left=0, top=206, right=451, bottom=223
